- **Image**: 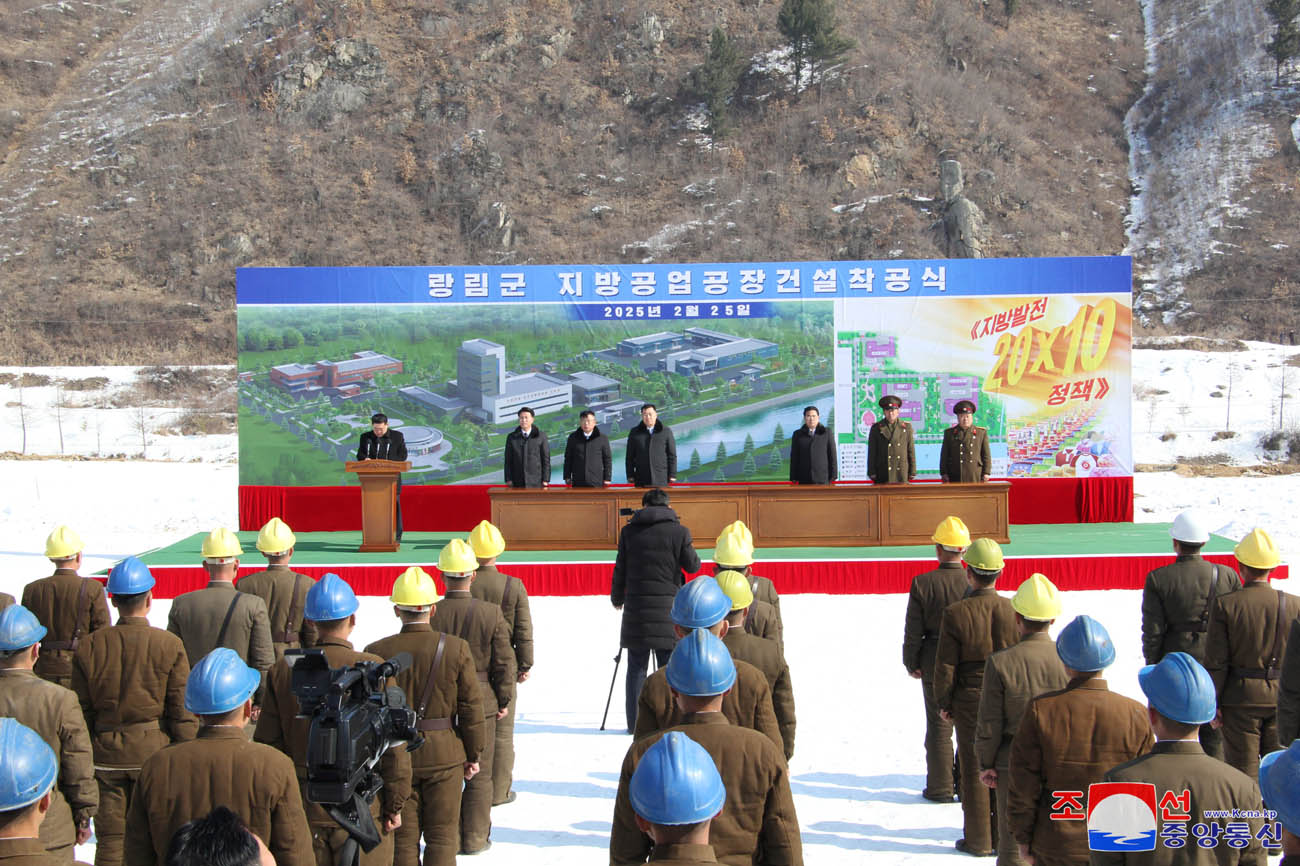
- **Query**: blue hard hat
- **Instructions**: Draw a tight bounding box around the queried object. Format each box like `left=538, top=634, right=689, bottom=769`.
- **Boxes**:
left=185, top=648, right=261, bottom=715
left=305, top=573, right=357, bottom=621
left=1056, top=615, right=1116, bottom=672
left=0, top=605, right=47, bottom=652
left=0, top=718, right=58, bottom=811
left=1138, top=652, right=1216, bottom=725
left=670, top=577, right=731, bottom=629
left=106, top=556, right=155, bottom=596
left=665, top=628, right=737, bottom=697
left=1261, top=742, right=1300, bottom=835
left=630, top=731, right=726, bottom=825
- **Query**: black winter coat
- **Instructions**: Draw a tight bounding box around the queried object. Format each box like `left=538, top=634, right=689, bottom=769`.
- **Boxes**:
left=504, top=427, right=550, bottom=488
left=789, top=423, right=836, bottom=483
left=625, top=421, right=676, bottom=486
left=563, top=427, right=612, bottom=487
left=611, top=506, right=701, bottom=650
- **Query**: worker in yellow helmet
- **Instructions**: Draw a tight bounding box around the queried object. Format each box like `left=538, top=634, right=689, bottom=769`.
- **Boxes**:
left=238, top=518, right=317, bottom=663
left=711, top=524, right=783, bottom=651
left=22, top=525, right=110, bottom=688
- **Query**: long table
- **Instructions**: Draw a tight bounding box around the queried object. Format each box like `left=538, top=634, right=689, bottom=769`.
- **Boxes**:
left=488, top=482, right=1010, bottom=550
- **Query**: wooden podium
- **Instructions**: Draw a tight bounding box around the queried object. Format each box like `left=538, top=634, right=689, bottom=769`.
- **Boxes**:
left=345, top=460, right=410, bottom=552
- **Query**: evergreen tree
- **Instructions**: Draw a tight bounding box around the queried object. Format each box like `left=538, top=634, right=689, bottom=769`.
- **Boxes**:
left=691, top=28, right=746, bottom=137
left=743, top=452, right=758, bottom=479
left=744, top=433, right=756, bottom=456
left=690, top=448, right=702, bottom=471
left=713, top=464, right=728, bottom=481
left=1265, top=0, right=1300, bottom=82
left=768, top=444, right=784, bottom=469
left=716, top=442, right=728, bottom=462
left=773, top=422, right=785, bottom=443
left=778, top=0, right=854, bottom=92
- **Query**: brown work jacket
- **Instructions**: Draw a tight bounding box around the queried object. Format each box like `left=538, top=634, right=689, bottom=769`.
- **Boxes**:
left=1276, top=618, right=1300, bottom=745
left=255, top=637, right=411, bottom=821
left=364, top=623, right=487, bottom=772
left=745, top=599, right=783, bottom=651
left=1141, top=555, right=1241, bottom=665
left=933, top=586, right=1018, bottom=711
left=1205, top=580, right=1300, bottom=708
left=235, top=566, right=317, bottom=662
left=429, top=591, right=516, bottom=715
left=0, top=591, right=14, bottom=611
left=975, top=632, right=1068, bottom=771
left=1008, top=676, right=1154, bottom=863
left=722, top=630, right=796, bottom=761
left=902, top=561, right=969, bottom=674
left=0, top=669, right=97, bottom=851
left=22, top=569, right=111, bottom=685
left=633, top=662, right=784, bottom=755
left=611, top=713, right=803, bottom=866
left=648, top=844, right=719, bottom=864
left=1092, top=740, right=1266, bottom=866
left=123, top=726, right=312, bottom=866
left=0, top=838, right=62, bottom=866
left=71, top=616, right=198, bottom=768
left=165, top=582, right=275, bottom=674
left=471, top=564, right=534, bottom=671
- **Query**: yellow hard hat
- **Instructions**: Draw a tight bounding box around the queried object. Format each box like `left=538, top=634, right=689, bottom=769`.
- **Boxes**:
left=1236, top=528, right=1282, bottom=570
left=722, top=520, right=753, bottom=548
left=963, top=537, right=1004, bottom=572
left=1012, top=573, right=1061, bottom=621
left=713, top=529, right=754, bottom=568
left=437, top=539, right=478, bottom=575
left=44, top=526, right=84, bottom=559
left=931, top=516, right=971, bottom=549
left=255, top=517, right=296, bottom=554
left=714, top=570, right=754, bottom=611
left=390, top=566, right=440, bottom=606
left=200, top=527, right=244, bottom=559
left=468, top=521, right=506, bottom=559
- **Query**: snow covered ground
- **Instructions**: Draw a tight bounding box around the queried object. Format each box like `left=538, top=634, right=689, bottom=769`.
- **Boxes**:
left=0, top=341, right=1295, bottom=863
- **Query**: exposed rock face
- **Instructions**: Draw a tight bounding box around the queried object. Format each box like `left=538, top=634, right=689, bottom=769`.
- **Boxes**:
left=843, top=154, right=879, bottom=189
left=939, top=159, right=986, bottom=258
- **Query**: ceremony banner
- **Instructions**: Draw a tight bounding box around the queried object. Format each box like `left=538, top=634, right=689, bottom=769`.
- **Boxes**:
left=236, top=256, right=1131, bottom=487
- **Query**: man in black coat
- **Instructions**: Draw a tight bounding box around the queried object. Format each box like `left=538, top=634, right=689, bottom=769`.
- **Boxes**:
left=789, top=405, right=836, bottom=484
left=624, top=404, right=676, bottom=487
left=610, top=488, right=701, bottom=733
left=356, top=412, right=407, bottom=540
left=503, top=406, right=550, bottom=488
left=563, top=410, right=612, bottom=487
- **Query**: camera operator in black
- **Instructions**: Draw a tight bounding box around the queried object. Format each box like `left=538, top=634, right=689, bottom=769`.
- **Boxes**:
left=255, top=575, right=412, bottom=866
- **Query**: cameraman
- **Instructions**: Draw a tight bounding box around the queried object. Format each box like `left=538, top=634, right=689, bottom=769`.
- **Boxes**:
left=255, top=575, right=412, bottom=866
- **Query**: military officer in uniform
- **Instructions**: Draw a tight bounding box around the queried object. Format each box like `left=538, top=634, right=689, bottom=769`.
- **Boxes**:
left=939, top=400, right=992, bottom=482
left=467, top=521, right=533, bottom=807
left=123, top=649, right=312, bottom=866
left=712, top=523, right=782, bottom=650
left=1141, top=509, right=1241, bottom=760
left=867, top=394, right=915, bottom=483
left=1206, top=527, right=1299, bottom=780
left=0, top=606, right=96, bottom=863
left=71, top=558, right=197, bottom=866
left=237, top=518, right=316, bottom=663
left=628, top=733, right=726, bottom=866
left=1008, top=617, right=1153, bottom=866
left=256, top=574, right=410, bottom=866
left=1093, top=653, right=1267, bottom=865
left=365, top=567, right=486, bottom=866
left=975, top=574, right=1068, bottom=866
left=427, top=540, right=515, bottom=857
left=0, top=720, right=66, bottom=866
left=22, top=526, right=110, bottom=689
left=610, top=629, right=804, bottom=866
left=1260, top=743, right=1300, bottom=864
left=934, top=538, right=1019, bottom=857
left=715, top=571, right=796, bottom=761
left=903, top=516, right=973, bottom=803
left=632, top=577, right=783, bottom=753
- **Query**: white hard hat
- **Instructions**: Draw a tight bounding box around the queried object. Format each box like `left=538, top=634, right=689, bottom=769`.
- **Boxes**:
left=1170, top=510, right=1210, bottom=545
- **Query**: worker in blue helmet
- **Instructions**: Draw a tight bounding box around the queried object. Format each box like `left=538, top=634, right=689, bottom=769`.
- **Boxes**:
left=0, top=719, right=61, bottom=866
left=628, top=731, right=726, bottom=865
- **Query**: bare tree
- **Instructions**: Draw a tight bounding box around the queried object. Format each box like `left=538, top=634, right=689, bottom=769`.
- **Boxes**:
left=54, top=385, right=65, bottom=456
left=17, top=384, right=27, bottom=455
left=136, top=406, right=149, bottom=458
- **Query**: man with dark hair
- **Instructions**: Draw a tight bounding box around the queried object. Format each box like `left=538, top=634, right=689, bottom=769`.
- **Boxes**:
left=563, top=411, right=612, bottom=487
left=625, top=404, right=676, bottom=487
left=789, top=405, right=836, bottom=484
left=503, top=407, right=549, bottom=488
left=357, top=413, right=407, bottom=541
left=611, top=488, right=701, bottom=734
left=163, top=808, right=273, bottom=866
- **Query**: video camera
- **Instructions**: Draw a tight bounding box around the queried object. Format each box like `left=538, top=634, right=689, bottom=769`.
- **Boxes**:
left=286, top=649, right=423, bottom=863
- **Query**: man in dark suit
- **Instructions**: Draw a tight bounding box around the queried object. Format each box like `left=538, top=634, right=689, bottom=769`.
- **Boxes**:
left=789, top=405, right=836, bottom=484
left=625, top=404, right=676, bottom=487
left=357, top=413, right=407, bottom=540
left=564, top=410, right=612, bottom=487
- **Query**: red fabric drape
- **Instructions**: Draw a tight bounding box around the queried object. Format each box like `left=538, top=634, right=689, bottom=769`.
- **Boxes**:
left=141, top=551, right=1262, bottom=599
left=239, top=476, right=1134, bottom=530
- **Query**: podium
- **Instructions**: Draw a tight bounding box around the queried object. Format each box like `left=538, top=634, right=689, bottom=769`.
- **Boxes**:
left=345, top=460, right=410, bottom=552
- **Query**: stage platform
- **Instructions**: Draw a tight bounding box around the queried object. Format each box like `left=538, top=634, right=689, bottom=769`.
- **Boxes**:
left=112, top=523, right=1271, bottom=599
